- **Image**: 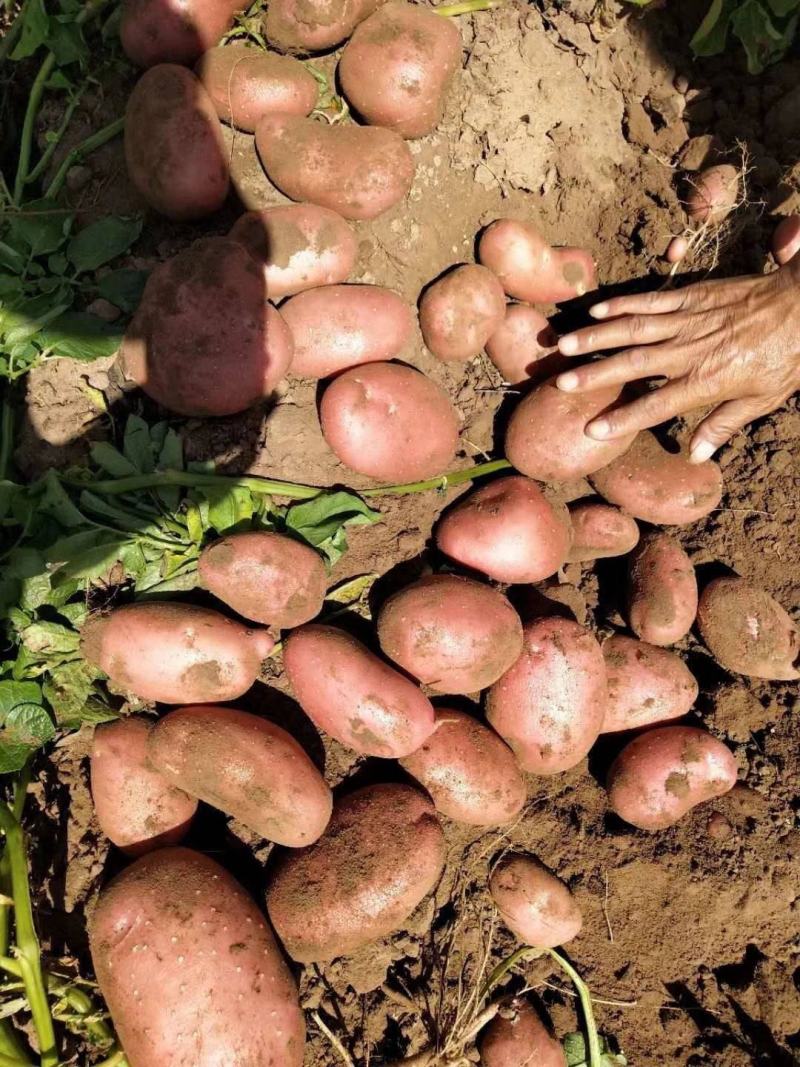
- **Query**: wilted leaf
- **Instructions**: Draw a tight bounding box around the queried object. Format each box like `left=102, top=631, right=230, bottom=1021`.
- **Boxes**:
left=325, top=573, right=378, bottom=605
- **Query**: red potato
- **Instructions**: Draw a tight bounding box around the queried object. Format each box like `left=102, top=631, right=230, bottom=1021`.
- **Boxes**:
left=479, top=219, right=597, bottom=304
left=607, top=725, right=738, bottom=830
left=264, top=0, right=381, bottom=54
left=148, top=705, right=332, bottom=845
left=256, top=113, right=415, bottom=220
left=90, top=848, right=304, bottom=1067
left=81, top=602, right=274, bottom=705
left=697, top=576, right=800, bottom=681
left=267, top=784, right=445, bottom=961
left=486, top=617, right=607, bottom=775
left=772, top=215, right=800, bottom=265
left=602, top=635, right=698, bottom=733
left=435, top=475, right=570, bottom=584
left=282, top=284, right=414, bottom=379
left=198, top=531, right=327, bottom=628
left=283, top=624, right=435, bottom=757
left=489, top=854, right=582, bottom=947
left=419, top=265, right=506, bottom=363
left=91, top=718, right=197, bottom=855
left=479, top=998, right=567, bottom=1067
left=685, top=164, right=740, bottom=224
left=627, top=533, right=697, bottom=647
left=484, top=305, right=561, bottom=385
left=399, top=709, right=526, bottom=825
left=567, top=502, right=640, bottom=563
left=120, top=0, right=243, bottom=67
left=377, top=574, right=524, bottom=695
left=319, top=362, right=459, bottom=481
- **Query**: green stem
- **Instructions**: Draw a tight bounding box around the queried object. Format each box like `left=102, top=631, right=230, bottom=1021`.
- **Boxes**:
left=479, top=946, right=539, bottom=1002
left=434, top=0, right=501, bottom=15
left=44, top=117, right=124, bottom=201
left=361, top=459, right=511, bottom=497
left=545, top=949, right=602, bottom=1067
left=94, top=1052, right=126, bottom=1067
left=0, top=773, right=33, bottom=1067
left=0, top=1052, right=32, bottom=1067
left=12, top=54, right=56, bottom=205
left=25, top=85, right=89, bottom=186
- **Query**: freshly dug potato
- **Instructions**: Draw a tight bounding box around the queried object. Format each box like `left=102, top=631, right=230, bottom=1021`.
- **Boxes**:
left=121, top=0, right=243, bottom=67
left=602, top=635, right=698, bottom=733
left=91, top=718, right=197, bottom=855
left=489, top=855, right=582, bottom=947
left=627, top=533, right=697, bottom=646
left=505, top=380, right=637, bottom=482
left=697, top=576, right=800, bottom=680
left=81, top=602, right=274, bottom=705
left=125, top=65, right=228, bottom=220
left=486, top=617, right=606, bottom=774
left=666, top=235, right=688, bottom=264
left=90, top=847, right=305, bottom=1067
left=399, top=709, right=526, bottom=825
left=256, top=114, right=414, bottom=220
left=378, top=574, right=523, bottom=695
left=606, top=725, right=738, bottom=830
left=479, top=997, right=566, bottom=1067
left=283, top=624, right=435, bottom=757
left=264, top=0, right=379, bottom=54
left=196, top=44, right=318, bottom=131
left=148, top=705, right=331, bottom=845
left=319, top=362, right=459, bottom=481
left=772, top=215, right=800, bottom=265
left=484, top=305, right=561, bottom=385
left=435, top=475, right=570, bottom=584
left=685, top=164, right=739, bottom=224
left=120, top=237, right=293, bottom=416
left=338, top=1, right=461, bottom=139
left=479, top=219, right=597, bottom=304
left=282, top=284, right=413, bottom=378
left=266, top=784, right=445, bottom=961
left=199, top=531, right=327, bottom=628
left=567, top=502, right=640, bottom=563
left=419, top=265, right=506, bottom=363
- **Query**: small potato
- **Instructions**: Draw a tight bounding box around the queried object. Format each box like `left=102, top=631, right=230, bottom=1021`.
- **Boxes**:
left=91, top=718, right=197, bottom=855
left=121, top=0, right=243, bottom=67
left=627, top=533, right=697, bottom=646
left=606, top=725, right=738, bottom=830
left=90, top=847, right=305, bottom=1067
left=602, top=635, right=698, bottom=733
left=267, top=784, right=445, bottom=961
left=435, top=475, right=570, bottom=584
left=256, top=113, right=414, bottom=220
left=419, top=265, right=506, bottom=363
left=81, top=602, right=274, bottom=705
left=479, top=219, right=597, bottom=304
left=589, top=430, right=723, bottom=525
left=567, top=502, right=640, bottom=563
left=485, top=305, right=561, bottom=385
left=489, top=855, right=582, bottom=948
left=685, top=164, right=739, bottom=224
left=148, top=705, right=331, bottom=845
left=666, top=235, right=688, bottom=264
left=339, top=2, right=461, bottom=139
left=378, top=574, right=523, bottom=695
left=399, top=709, right=526, bottom=825
left=505, top=380, right=637, bottom=483
left=486, top=618, right=606, bottom=774
left=479, top=997, right=566, bottom=1067
left=319, top=362, right=459, bottom=482
left=264, top=0, right=379, bottom=54
left=284, top=624, right=435, bottom=757
left=199, top=531, right=327, bottom=628
left=772, top=215, right=800, bottom=266
left=697, top=576, right=800, bottom=680
left=282, top=284, right=414, bottom=378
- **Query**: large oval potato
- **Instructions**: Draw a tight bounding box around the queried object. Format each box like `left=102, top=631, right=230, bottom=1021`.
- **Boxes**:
left=90, top=847, right=305, bottom=1067
left=697, top=576, right=799, bottom=680
left=283, top=624, right=435, bottom=757
left=121, top=0, right=243, bottom=67
left=320, top=362, right=459, bottom=481
left=339, top=2, right=461, bottom=139
left=489, top=854, right=582, bottom=948
left=627, top=533, right=697, bottom=646
left=282, top=284, right=414, bottom=379
left=264, top=0, right=379, bottom=53
left=485, top=304, right=561, bottom=385
left=419, top=265, right=506, bottom=363
left=267, top=784, right=445, bottom=961
left=567, top=502, right=639, bottom=563
left=607, top=725, right=738, bottom=830
left=399, top=708, right=526, bottom=825
left=602, top=635, right=698, bottom=733
left=435, top=475, right=570, bottom=584
left=81, top=602, right=274, bottom=705
left=91, top=718, right=197, bottom=855
left=486, top=617, right=606, bottom=774
left=479, top=219, right=597, bottom=304
left=378, top=574, right=523, bottom=694
left=256, top=114, right=415, bottom=220
left=480, top=997, right=566, bottom=1067
left=148, top=705, right=332, bottom=845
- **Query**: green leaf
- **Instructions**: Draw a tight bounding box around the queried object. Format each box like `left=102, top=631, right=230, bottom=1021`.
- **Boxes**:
left=39, top=312, right=122, bottom=362
left=691, top=0, right=738, bottom=55
left=155, top=428, right=183, bottom=509
left=325, top=573, right=378, bottom=605
left=9, top=0, right=49, bottom=59
left=0, top=243, right=26, bottom=274
left=0, top=681, right=41, bottom=716
left=766, top=0, right=800, bottom=14
left=90, top=441, right=138, bottom=477
left=36, top=470, right=85, bottom=527
left=731, top=0, right=797, bottom=71
left=185, top=502, right=204, bottom=544
left=46, top=16, right=87, bottom=65
left=563, top=1033, right=627, bottom=1067
left=285, top=491, right=381, bottom=548
left=7, top=200, right=71, bottom=255
left=50, top=537, right=132, bottom=586
left=96, top=268, right=148, bottom=313
left=122, top=414, right=155, bottom=473
left=203, top=485, right=255, bottom=534
left=66, top=216, right=142, bottom=274
left=0, top=703, right=55, bottom=772
left=44, top=529, right=117, bottom=563
left=20, top=621, right=80, bottom=656
left=2, top=292, right=72, bottom=346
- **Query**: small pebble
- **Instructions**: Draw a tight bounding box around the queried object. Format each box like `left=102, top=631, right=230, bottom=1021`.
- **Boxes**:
left=707, top=812, right=733, bottom=841
left=86, top=298, right=121, bottom=323
left=86, top=370, right=110, bottom=390
left=674, top=74, right=689, bottom=95
left=66, top=165, right=92, bottom=192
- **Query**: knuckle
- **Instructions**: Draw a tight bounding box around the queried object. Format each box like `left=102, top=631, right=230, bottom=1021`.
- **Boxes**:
left=626, top=315, right=649, bottom=340
left=625, top=347, right=653, bottom=373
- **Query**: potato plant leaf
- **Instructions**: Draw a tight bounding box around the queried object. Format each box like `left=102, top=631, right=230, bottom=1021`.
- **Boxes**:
left=0, top=681, right=54, bottom=773
left=563, top=1033, right=628, bottom=1067
left=731, top=0, right=798, bottom=71
left=66, top=216, right=142, bottom=273
left=691, top=0, right=739, bottom=54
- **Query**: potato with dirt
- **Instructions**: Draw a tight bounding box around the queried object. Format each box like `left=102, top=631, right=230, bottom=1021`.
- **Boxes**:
left=479, top=997, right=567, bottom=1067
left=419, top=264, right=506, bottom=362
left=479, top=219, right=597, bottom=304
left=264, top=0, right=380, bottom=53
left=266, top=784, right=445, bottom=961
left=627, top=533, right=697, bottom=647
left=567, top=502, right=640, bottom=563
left=121, top=0, right=244, bottom=67
left=485, top=304, right=562, bottom=385
left=601, top=635, right=698, bottom=733
left=685, top=164, right=740, bottom=224
left=90, top=847, right=305, bottom=1067
left=489, top=854, right=582, bottom=948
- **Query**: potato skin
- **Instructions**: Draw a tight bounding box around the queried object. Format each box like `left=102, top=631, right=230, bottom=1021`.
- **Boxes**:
left=81, top=602, right=274, bottom=705
left=627, top=533, right=697, bottom=646
left=148, top=705, right=331, bottom=845
left=479, top=219, right=597, bottom=304
left=283, top=624, right=436, bottom=757
left=378, top=574, right=524, bottom=695
left=489, top=855, right=582, bottom=948
left=479, top=997, right=567, bottom=1067
left=320, top=362, right=459, bottom=481
left=264, top=0, right=380, bottom=54
left=90, top=847, right=305, bottom=1067
left=91, top=718, right=197, bottom=855
left=567, top=503, right=640, bottom=563
left=199, top=531, right=327, bottom=628
left=602, top=635, right=698, bottom=733
left=485, top=305, right=562, bottom=385
left=697, top=576, right=800, bottom=680
left=399, top=709, right=526, bottom=825
left=685, top=164, right=739, bottom=223
left=419, top=265, right=506, bottom=363
left=435, top=475, right=570, bottom=584
left=772, top=214, right=800, bottom=266
left=606, top=725, right=738, bottom=830
left=486, top=618, right=606, bottom=774
left=121, top=0, right=243, bottom=67
left=266, top=784, right=445, bottom=961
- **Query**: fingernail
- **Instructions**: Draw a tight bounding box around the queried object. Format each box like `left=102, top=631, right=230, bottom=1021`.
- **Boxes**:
left=587, top=418, right=610, bottom=439
left=690, top=440, right=715, bottom=464
left=559, top=335, right=579, bottom=355
left=590, top=302, right=610, bottom=319
left=557, top=372, right=579, bottom=391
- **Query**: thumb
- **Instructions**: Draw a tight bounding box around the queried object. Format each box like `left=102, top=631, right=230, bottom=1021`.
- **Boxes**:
left=689, top=399, right=761, bottom=463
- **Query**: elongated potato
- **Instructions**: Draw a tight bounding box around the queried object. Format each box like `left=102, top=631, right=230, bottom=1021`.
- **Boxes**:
left=567, top=503, right=640, bottom=563
left=480, top=997, right=566, bottom=1067
left=264, top=0, right=379, bottom=53
left=90, top=847, right=305, bottom=1067
left=627, top=533, right=697, bottom=646
left=283, top=624, right=435, bottom=757
left=121, top=0, right=243, bottom=67
left=419, top=265, right=506, bottom=363
left=485, top=305, right=561, bottom=385
left=489, top=855, right=582, bottom=947
left=267, top=784, right=445, bottom=961
left=479, top=219, right=597, bottom=304
left=378, top=574, right=523, bottom=695
left=602, top=635, right=698, bottom=733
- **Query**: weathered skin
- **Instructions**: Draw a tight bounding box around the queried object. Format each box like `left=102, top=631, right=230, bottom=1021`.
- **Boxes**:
left=601, top=635, right=698, bottom=733
left=419, top=265, right=506, bottom=363
left=196, top=45, right=318, bottom=131
left=627, top=532, right=698, bottom=646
